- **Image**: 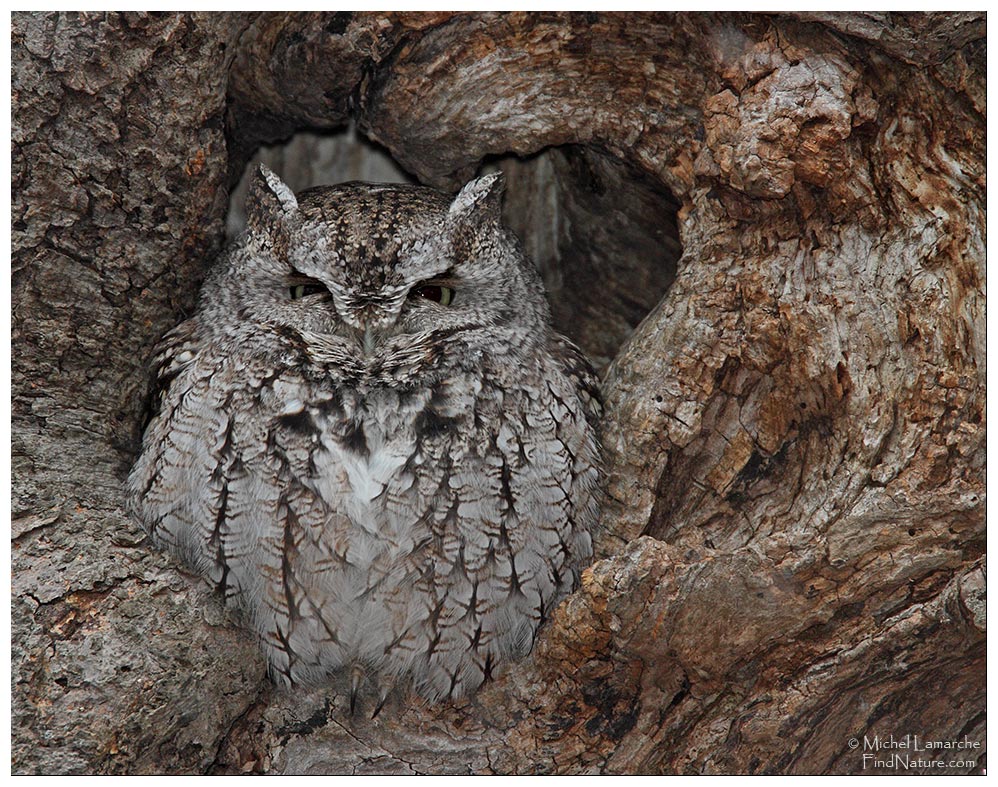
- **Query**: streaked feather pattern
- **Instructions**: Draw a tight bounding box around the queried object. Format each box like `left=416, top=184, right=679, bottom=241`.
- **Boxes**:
left=129, top=167, right=602, bottom=704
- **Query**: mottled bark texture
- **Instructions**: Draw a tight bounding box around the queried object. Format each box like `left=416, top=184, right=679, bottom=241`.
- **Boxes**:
left=13, top=11, right=985, bottom=775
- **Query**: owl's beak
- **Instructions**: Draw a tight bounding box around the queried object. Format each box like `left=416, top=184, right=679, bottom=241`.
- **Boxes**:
left=352, top=323, right=384, bottom=356
left=348, top=305, right=392, bottom=356
left=362, top=326, right=377, bottom=355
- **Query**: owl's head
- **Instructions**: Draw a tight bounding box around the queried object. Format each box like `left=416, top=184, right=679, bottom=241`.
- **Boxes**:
left=207, top=165, right=550, bottom=365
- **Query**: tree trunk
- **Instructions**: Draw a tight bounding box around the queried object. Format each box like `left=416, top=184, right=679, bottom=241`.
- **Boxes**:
left=12, top=11, right=985, bottom=775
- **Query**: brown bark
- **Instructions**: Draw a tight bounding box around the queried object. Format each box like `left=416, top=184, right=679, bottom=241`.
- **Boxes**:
left=12, top=11, right=985, bottom=775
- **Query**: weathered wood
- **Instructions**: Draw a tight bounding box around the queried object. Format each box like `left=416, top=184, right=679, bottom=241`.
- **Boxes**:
left=12, top=12, right=264, bottom=774
left=13, top=11, right=985, bottom=775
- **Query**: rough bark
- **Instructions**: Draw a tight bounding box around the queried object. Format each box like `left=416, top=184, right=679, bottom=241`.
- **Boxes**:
left=12, top=11, right=985, bottom=775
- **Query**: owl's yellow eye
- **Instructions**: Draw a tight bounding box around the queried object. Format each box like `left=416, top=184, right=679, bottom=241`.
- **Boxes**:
left=411, top=284, right=455, bottom=306
left=288, top=281, right=328, bottom=300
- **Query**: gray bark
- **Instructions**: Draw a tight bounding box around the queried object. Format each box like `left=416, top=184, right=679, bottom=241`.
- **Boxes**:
left=13, top=11, right=985, bottom=774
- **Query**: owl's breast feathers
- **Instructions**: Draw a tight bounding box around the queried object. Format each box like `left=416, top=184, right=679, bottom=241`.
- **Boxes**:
left=132, top=308, right=601, bottom=701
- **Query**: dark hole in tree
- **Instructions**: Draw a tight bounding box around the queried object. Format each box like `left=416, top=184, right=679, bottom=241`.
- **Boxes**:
left=498, top=146, right=682, bottom=370
left=227, top=128, right=682, bottom=370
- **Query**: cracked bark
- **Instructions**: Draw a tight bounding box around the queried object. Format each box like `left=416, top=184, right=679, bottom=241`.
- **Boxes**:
left=13, top=11, right=985, bottom=775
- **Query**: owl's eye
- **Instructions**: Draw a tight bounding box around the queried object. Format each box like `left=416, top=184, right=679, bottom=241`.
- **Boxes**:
left=410, top=284, right=455, bottom=306
left=287, top=270, right=329, bottom=301
left=289, top=283, right=328, bottom=300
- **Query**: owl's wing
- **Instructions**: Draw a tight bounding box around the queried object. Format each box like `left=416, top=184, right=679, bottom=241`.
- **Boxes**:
left=549, top=332, right=604, bottom=430
left=130, top=316, right=203, bottom=520
left=145, top=317, right=202, bottom=420
left=542, top=332, right=604, bottom=560
left=131, top=324, right=358, bottom=683
left=129, top=316, right=235, bottom=580
left=402, top=341, right=603, bottom=700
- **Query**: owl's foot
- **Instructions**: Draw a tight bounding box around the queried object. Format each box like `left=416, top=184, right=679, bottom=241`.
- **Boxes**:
left=371, top=687, right=390, bottom=719
left=349, top=664, right=365, bottom=715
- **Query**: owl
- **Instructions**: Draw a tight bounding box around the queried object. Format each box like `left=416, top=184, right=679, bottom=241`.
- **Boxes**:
left=129, top=165, right=602, bottom=708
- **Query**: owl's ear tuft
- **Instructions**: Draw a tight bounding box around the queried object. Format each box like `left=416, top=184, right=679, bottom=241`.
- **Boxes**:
left=246, top=164, right=298, bottom=239
left=448, top=172, right=505, bottom=228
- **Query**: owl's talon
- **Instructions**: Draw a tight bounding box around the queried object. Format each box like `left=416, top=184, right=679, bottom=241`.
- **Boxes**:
left=349, top=664, right=364, bottom=715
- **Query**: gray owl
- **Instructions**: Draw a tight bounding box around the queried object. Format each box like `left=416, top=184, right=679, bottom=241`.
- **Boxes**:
left=129, top=165, right=602, bottom=706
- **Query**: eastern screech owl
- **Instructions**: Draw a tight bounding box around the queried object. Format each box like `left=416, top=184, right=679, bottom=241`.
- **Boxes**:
left=129, top=165, right=602, bottom=706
